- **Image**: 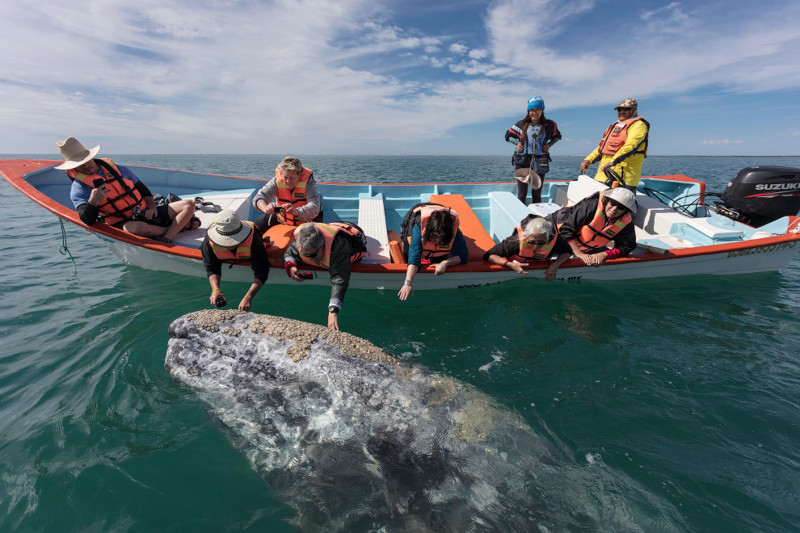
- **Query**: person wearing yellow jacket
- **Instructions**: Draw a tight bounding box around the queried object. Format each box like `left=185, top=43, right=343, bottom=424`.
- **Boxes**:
left=579, top=98, right=649, bottom=191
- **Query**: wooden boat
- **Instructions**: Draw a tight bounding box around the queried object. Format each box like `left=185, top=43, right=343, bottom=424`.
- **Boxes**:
left=2, top=159, right=799, bottom=289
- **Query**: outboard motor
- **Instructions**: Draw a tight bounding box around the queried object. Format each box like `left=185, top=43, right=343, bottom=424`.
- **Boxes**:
left=719, top=166, right=800, bottom=226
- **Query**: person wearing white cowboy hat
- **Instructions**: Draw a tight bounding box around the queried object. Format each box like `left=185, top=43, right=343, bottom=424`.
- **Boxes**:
left=579, top=98, right=650, bottom=191
left=56, top=136, right=197, bottom=244
left=549, top=186, right=637, bottom=267
left=202, top=209, right=270, bottom=311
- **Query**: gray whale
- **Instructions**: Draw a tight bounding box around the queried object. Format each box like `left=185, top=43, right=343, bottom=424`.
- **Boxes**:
left=165, top=309, right=680, bottom=532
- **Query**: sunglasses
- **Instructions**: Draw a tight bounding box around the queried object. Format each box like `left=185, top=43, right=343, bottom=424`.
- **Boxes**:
left=527, top=238, right=549, bottom=246
left=607, top=199, right=629, bottom=212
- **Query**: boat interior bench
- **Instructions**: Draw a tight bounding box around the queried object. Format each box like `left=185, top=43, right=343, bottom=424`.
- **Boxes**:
left=357, top=193, right=392, bottom=264
left=172, top=189, right=254, bottom=248
left=429, top=193, right=496, bottom=261
left=488, top=191, right=530, bottom=242
left=635, top=192, right=743, bottom=246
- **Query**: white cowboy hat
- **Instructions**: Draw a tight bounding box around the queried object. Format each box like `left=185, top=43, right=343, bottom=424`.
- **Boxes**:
left=207, top=210, right=252, bottom=248
left=604, top=187, right=637, bottom=214
left=514, top=167, right=542, bottom=189
left=55, top=137, right=101, bottom=170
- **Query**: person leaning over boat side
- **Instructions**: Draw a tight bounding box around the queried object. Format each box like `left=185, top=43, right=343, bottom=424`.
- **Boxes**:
left=505, top=96, right=562, bottom=205
left=579, top=98, right=649, bottom=191
left=550, top=188, right=637, bottom=267
left=284, top=221, right=367, bottom=331
left=483, top=215, right=571, bottom=281
left=202, top=210, right=269, bottom=311
left=252, top=156, right=322, bottom=232
left=397, top=203, right=469, bottom=300
left=56, top=137, right=196, bottom=244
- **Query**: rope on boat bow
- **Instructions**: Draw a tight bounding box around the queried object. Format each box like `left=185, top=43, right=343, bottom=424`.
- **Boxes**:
left=58, top=218, right=78, bottom=275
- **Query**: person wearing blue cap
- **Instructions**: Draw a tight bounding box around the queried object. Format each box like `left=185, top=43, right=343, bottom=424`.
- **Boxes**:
left=505, top=96, right=562, bottom=205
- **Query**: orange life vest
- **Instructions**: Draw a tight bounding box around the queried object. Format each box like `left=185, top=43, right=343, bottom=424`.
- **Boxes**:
left=570, top=192, right=632, bottom=253
left=296, top=222, right=365, bottom=269
left=406, top=204, right=460, bottom=262
left=210, top=221, right=257, bottom=262
left=598, top=116, right=649, bottom=156
left=275, top=167, right=313, bottom=225
left=509, top=225, right=557, bottom=261
left=66, top=158, right=146, bottom=225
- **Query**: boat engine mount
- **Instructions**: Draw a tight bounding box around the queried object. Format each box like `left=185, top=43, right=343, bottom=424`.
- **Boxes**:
left=717, top=166, right=800, bottom=226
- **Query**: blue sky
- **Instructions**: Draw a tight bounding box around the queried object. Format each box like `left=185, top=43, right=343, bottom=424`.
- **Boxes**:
left=2, top=0, right=799, bottom=156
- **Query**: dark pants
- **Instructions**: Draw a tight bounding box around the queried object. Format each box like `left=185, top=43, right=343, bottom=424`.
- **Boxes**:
left=516, top=180, right=542, bottom=205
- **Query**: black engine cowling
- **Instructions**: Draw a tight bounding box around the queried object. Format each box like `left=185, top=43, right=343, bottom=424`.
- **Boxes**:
left=719, top=165, right=800, bottom=226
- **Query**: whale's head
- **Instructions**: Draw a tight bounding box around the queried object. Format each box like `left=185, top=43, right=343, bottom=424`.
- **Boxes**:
left=165, top=310, right=683, bottom=532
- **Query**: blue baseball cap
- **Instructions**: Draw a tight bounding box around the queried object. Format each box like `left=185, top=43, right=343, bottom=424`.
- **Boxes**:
left=527, top=96, right=545, bottom=110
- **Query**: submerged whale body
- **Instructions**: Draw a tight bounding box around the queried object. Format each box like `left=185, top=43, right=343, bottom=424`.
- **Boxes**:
left=165, top=310, right=680, bottom=532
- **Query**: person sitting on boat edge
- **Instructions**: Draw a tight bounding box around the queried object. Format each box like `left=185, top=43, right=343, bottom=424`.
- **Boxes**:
left=579, top=98, right=649, bottom=192
left=398, top=203, right=469, bottom=301
left=550, top=187, right=637, bottom=267
left=505, top=95, right=562, bottom=205
left=284, top=221, right=367, bottom=331
left=252, top=156, right=322, bottom=232
left=202, top=210, right=269, bottom=311
left=56, top=137, right=197, bottom=245
left=483, top=215, right=571, bottom=281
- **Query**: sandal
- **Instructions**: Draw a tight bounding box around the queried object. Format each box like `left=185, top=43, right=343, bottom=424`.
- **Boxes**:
left=152, top=235, right=172, bottom=245
left=181, top=215, right=202, bottom=232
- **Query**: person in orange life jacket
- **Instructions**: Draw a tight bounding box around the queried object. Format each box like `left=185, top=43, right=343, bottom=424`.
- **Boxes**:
left=551, top=187, right=637, bottom=267
left=398, top=205, right=469, bottom=301
left=505, top=96, right=562, bottom=204
left=252, top=156, right=322, bottom=232
left=57, top=137, right=196, bottom=244
left=284, top=222, right=366, bottom=331
left=579, top=98, right=649, bottom=191
left=483, top=215, right=572, bottom=281
left=202, top=210, right=269, bottom=311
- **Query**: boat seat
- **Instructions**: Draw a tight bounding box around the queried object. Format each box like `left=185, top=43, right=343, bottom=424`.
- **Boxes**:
left=488, top=191, right=530, bottom=241
left=528, top=202, right=561, bottom=217
left=430, top=194, right=496, bottom=261
left=566, top=174, right=609, bottom=206
left=172, top=189, right=255, bottom=248
left=358, top=193, right=391, bottom=264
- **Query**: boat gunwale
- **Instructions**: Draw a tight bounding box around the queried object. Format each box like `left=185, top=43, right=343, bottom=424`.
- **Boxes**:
left=1, top=159, right=798, bottom=276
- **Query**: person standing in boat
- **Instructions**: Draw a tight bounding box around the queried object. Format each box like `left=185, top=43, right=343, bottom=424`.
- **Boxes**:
left=202, top=210, right=270, bottom=311
left=56, top=137, right=197, bottom=244
left=550, top=188, right=637, bottom=266
left=505, top=96, right=562, bottom=205
left=252, top=156, right=322, bottom=232
left=397, top=203, right=469, bottom=300
left=284, top=221, right=367, bottom=331
left=579, top=98, right=650, bottom=191
left=483, top=216, right=571, bottom=281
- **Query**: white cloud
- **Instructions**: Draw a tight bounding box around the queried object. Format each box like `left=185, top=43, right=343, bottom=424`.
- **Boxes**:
left=701, top=139, right=744, bottom=145
left=0, top=0, right=799, bottom=155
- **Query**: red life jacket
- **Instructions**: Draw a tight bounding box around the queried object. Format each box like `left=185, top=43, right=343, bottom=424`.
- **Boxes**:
left=598, top=116, right=649, bottom=156
left=509, top=225, right=557, bottom=261
left=66, top=158, right=146, bottom=225
left=275, top=167, right=313, bottom=225
left=296, top=222, right=365, bottom=269
left=570, top=192, right=632, bottom=253
left=210, top=221, right=257, bottom=261
left=406, top=204, right=460, bottom=262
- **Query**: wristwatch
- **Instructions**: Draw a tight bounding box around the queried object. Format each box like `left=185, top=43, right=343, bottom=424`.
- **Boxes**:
left=328, top=306, right=339, bottom=314
left=403, top=280, right=413, bottom=286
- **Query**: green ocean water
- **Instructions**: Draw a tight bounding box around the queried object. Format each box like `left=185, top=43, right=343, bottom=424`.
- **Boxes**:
left=1, top=155, right=799, bottom=532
